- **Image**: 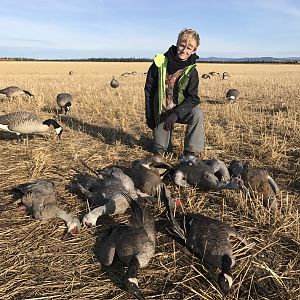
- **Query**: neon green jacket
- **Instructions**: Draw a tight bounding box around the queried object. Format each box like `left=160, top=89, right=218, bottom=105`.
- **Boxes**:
left=151, top=54, right=198, bottom=126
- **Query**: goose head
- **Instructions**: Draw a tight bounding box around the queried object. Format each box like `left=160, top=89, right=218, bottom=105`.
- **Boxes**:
left=218, top=271, right=233, bottom=295
left=43, top=119, right=63, bottom=139
left=123, top=277, right=145, bottom=300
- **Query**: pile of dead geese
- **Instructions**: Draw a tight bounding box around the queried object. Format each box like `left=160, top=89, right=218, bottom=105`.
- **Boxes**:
left=0, top=84, right=277, bottom=298
left=0, top=137, right=279, bottom=298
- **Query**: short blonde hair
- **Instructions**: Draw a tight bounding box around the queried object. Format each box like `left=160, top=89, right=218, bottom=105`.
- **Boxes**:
left=177, top=28, right=200, bottom=49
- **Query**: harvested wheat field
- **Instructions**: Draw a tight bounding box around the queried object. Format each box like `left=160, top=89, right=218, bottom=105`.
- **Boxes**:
left=0, top=61, right=299, bottom=300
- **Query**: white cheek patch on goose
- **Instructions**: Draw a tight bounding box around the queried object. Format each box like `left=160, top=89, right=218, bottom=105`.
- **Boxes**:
left=128, top=277, right=139, bottom=287
left=55, top=127, right=63, bottom=135
left=141, top=163, right=151, bottom=169
left=224, top=273, right=233, bottom=288
left=230, top=96, right=235, bottom=100
left=0, top=124, right=10, bottom=131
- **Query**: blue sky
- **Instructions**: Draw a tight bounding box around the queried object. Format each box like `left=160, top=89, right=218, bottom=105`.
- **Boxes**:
left=0, top=0, right=299, bottom=59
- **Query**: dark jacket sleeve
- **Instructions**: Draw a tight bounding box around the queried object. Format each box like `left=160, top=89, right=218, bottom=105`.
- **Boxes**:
left=173, top=68, right=200, bottom=120
left=144, top=63, right=158, bottom=129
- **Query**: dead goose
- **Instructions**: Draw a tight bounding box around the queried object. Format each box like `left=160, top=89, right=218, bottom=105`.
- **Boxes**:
left=74, top=166, right=139, bottom=227
left=97, top=193, right=155, bottom=300
left=0, top=111, right=63, bottom=139
left=131, top=155, right=173, bottom=197
left=0, top=86, right=34, bottom=99
left=56, top=93, right=73, bottom=115
left=14, top=180, right=80, bottom=235
left=173, top=155, right=244, bottom=191
left=161, top=185, right=249, bottom=294
left=226, top=89, right=240, bottom=102
left=110, top=76, right=119, bottom=88
left=228, top=160, right=279, bottom=212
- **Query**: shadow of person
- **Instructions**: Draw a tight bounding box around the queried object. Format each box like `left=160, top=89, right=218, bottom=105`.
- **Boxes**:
left=59, top=115, right=140, bottom=147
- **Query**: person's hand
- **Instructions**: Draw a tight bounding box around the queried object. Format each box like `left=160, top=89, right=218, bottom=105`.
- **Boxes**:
left=164, top=113, right=178, bottom=131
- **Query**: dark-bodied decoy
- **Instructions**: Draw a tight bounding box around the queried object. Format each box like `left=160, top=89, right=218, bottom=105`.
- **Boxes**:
left=201, top=73, right=211, bottom=79
left=222, top=72, right=230, bottom=80
left=0, top=86, right=34, bottom=99
left=161, top=185, right=249, bottom=295
left=173, top=156, right=244, bottom=191
left=0, top=111, right=63, bottom=139
left=228, top=160, right=279, bottom=212
left=14, top=180, right=80, bottom=234
left=226, top=89, right=240, bottom=102
left=74, top=167, right=139, bottom=226
left=56, top=93, right=73, bottom=115
left=97, top=193, right=155, bottom=300
left=110, top=76, right=119, bottom=88
left=209, top=71, right=220, bottom=77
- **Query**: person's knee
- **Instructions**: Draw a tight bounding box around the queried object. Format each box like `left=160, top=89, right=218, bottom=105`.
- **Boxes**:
left=188, top=106, right=204, bottom=123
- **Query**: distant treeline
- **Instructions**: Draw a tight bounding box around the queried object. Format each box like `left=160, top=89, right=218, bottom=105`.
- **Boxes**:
left=0, top=57, right=299, bottom=64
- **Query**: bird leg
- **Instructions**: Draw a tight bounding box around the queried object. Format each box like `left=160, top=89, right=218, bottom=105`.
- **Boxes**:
left=49, top=205, right=81, bottom=234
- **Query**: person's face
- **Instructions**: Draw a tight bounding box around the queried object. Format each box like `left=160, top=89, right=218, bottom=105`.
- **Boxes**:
left=177, top=39, right=197, bottom=61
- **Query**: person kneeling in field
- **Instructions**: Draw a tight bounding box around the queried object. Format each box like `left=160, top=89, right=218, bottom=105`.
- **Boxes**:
left=144, top=28, right=205, bottom=158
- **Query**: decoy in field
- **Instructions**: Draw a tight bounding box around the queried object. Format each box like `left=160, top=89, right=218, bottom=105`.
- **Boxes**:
left=209, top=71, right=220, bottom=77
left=120, top=72, right=131, bottom=78
left=73, top=166, right=139, bottom=227
left=110, top=76, right=119, bottom=88
left=173, top=155, right=244, bottom=191
left=228, top=160, right=279, bottom=212
left=56, top=93, right=73, bottom=115
left=131, top=155, right=173, bottom=197
left=222, top=72, right=230, bottom=80
left=13, top=180, right=80, bottom=235
left=201, top=73, right=211, bottom=79
left=69, top=71, right=74, bottom=75
left=0, top=111, right=63, bottom=139
left=0, top=86, right=34, bottom=99
left=97, top=193, right=155, bottom=300
left=226, top=89, right=240, bottom=102
left=161, top=185, right=249, bottom=295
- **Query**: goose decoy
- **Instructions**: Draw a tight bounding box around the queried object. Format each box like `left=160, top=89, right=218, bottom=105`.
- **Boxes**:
left=110, top=76, right=119, bottom=88
left=0, top=111, right=63, bottom=139
left=120, top=72, right=131, bottom=78
left=201, top=73, right=211, bottom=79
left=161, top=185, right=249, bottom=294
left=74, top=167, right=139, bottom=227
left=222, top=72, right=230, bottom=80
left=0, top=86, right=34, bottom=99
left=226, top=89, right=240, bottom=102
left=131, top=155, right=173, bottom=197
left=14, top=180, right=80, bottom=235
left=69, top=71, right=74, bottom=75
left=173, top=156, right=244, bottom=191
left=228, top=160, right=279, bottom=212
left=208, top=71, right=220, bottom=77
left=56, top=93, right=73, bottom=115
left=131, top=71, right=137, bottom=75
left=97, top=193, right=155, bottom=300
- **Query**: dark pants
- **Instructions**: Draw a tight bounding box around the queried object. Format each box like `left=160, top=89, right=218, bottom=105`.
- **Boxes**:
left=152, top=106, right=205, bottom=155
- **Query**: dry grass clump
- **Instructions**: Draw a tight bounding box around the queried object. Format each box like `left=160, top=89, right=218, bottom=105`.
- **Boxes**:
left=0, top=62, right=299, bottom=300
